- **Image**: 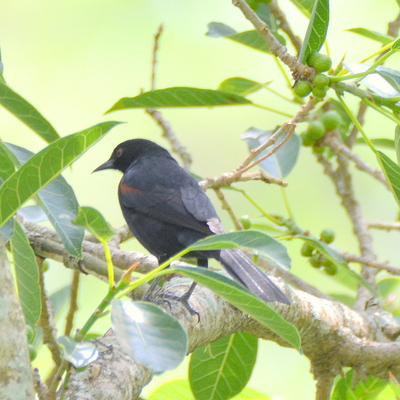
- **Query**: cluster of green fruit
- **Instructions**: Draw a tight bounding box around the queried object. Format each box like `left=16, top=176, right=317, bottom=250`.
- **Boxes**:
left=300, top=228, right=338, bottom=275
left=26, top=324, right=37, bottom=361
left=300, top=110, right=343, bottom=148
left=294, top=52, right=332, bottom=99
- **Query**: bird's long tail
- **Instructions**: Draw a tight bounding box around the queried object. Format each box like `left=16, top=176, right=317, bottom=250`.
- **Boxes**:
left=216, top=249, right=290, bottom=304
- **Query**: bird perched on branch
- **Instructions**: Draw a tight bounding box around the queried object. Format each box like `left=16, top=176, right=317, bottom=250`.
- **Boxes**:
left=94, top=139, right=289, bottom=307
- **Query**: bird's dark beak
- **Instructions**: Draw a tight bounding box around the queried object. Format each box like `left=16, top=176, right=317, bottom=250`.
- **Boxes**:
left=92, top=158, right=115, bottom=173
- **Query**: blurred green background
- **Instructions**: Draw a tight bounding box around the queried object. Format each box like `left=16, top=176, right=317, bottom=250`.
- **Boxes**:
left=1, top=0, right=399, bottom=398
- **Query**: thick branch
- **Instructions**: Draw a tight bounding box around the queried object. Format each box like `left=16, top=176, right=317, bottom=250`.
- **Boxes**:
left=62, top=277, right=400, bottom=398
left=0, top=242, right=35, bottom=399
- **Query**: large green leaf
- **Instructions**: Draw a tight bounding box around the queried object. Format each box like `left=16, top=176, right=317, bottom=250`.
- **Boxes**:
left=0, top=81, right=60, bottom=143
left=111, top=300, right=188, bottom=373
left=172, top=266, right=301, bottom=350
left=189, top=332, right=258, bottom=400
left=332, top=369, right=387, bottom=400
left=395, top=126, right=400, bottom=165
left=0, top=142, right=16, bottom=181
left=10, top=219, right=41, bottom=327
left=347, top=28, right=393, bottom=45
left=5, top=143, right=85, bottom=258
left=187, top=231, right=291, bottom=270
left=74, top=206, right=115, bottom=242
left=376, top=65, right=400, bottom=93
left=287, top=0, right=315, bottom=17
left=0, top=121, right=120, bottom=228
left=107, top=88, right=251, bottom=113
left=218, top=77, right=263, bottom=97
left=298, top=0, right=330, bottom=63
left=376, top=151, right=400, bottom=207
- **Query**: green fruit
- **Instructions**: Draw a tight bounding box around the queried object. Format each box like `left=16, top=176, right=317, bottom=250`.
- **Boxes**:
left=312, top=146, right=325, bottom=154
left=301, top=243, right=314, bottom=257
left=321, top=111, right=342, bottom=131
left=43, top=260, right=50, bottom=272
left=300, top=131, right=315, bottom=147
left=320, top=228, right=335, bottom=244
left=313, top=74, right=330, bottom=88
left=26, top=325, right=35, bottom=344
left=309, top=254, right=322, bottom=268
left=28, top=345, right=37, bottom=361
left=294, top=80, right=312, bottom=97
left=307, top=52, right=332, bottom=72
left=239, top=215, right=251, bottom=230
left=322, top=259, right=338, bottom=275
left=311, top=86, right=328, bottom=98
left=307, top=120, right=326, bottom=140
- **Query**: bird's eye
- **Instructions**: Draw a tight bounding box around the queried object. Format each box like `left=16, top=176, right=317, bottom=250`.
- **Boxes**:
left=116, top=148, right=123, bottom=158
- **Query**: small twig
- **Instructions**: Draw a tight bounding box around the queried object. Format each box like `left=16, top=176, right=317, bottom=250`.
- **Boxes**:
left=64, top=269, right=80, bottom=336
left=145, top=24, right=193, bottom=170
left=341, top=252, right=400, bottom=276
left=145, top=109, right=193, bottom=170
left=267, top=0, right=302, bottom=53
left=322, top=132, right=388, bottom=188
left=235, top=96, right=320, bottom=176
left=232, top=0, right=311, bottom=80
left=150, top=24, right=163, bottom=91
left=316, top=153, right=378, bottom=310
left=37, top=257, right=62, bottom=366
left=345, top=102, right=368, bottom=149
left=388, top=12, right=400, bottom=38
left=367, top=220, right=400, bottom=231
left=213, top=188, right=243, bottom=230
left=200, top=169, right=287, bottom=191
left=33, top=368, right=53, bottom=400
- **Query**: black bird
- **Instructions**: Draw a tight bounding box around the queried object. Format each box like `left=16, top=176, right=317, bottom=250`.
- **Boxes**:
left=94, top=139, right=289, bottom=305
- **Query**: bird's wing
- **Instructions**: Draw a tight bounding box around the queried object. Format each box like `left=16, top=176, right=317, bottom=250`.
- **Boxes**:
left=118, top=157, right=219, bottom=235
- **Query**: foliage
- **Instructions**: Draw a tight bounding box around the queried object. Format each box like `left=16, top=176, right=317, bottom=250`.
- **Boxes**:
left=1, top=0, right=400, bottom=399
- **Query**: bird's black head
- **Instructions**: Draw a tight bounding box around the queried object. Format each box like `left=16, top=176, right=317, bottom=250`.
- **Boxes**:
left=93, top=139, right=170, bottom=173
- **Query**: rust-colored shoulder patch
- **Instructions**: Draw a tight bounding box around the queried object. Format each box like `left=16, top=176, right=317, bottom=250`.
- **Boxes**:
left=120, top=183, right=141, bottom=194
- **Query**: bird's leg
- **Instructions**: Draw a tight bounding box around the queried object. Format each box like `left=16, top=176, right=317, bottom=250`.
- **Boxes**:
left=141, top=255, right=169, bottom=301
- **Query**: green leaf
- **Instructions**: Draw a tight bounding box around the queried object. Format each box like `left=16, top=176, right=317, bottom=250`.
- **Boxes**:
left=392, top=38, right=400, bottom=50
left=376, top=151, right=400, bottom=207
left=111, top=300, right=188, bottom=373
left=206, top=22, right=237, bottom=38
left=10, top=219, right=41, bottom=327
left=149, top=379, right=194, bottom=400
left=218, top=77, right=263, bottom=97
left=389, top=374, right=400, bottom=398
left=0, top=81, right=60, bottom=143
left=74, top=206, right=115, bottom=242
left=107, top=88, right=252, bottom=113
left=332, top=369, right=387, bottom=400
left=0, top=121, right=120, bottom=228
left=189, top=332, right=258, bottom=400
left=347, top=28, right=393, bottom=45
left=226, top=30, right=271, bottom=53
left=233, top=388, right=271, bottom=400
left=377, top=277, right=400, bottom=316
left=376, top=65, right=400, bottom=93
left=287, top=0, right=315, bottom=17
left=356, top=138, right=395, bottom=149
left=0, top=142, right=16, bottom=181
left=172, top=266, right=301, bottom=350
left=187, top=231, right=291, bottom=270
left=343, top=63, right=400, bottom=98
left=395, top=126, right=400, bottom=165
left=58, top=336, right=99, bottom=368
left=292, top=235, right=373, bottom=292
left=298, top=0, right=330, bottom=64
left=5, top=142, right=85, bottom=258
left=242, top=127, right=301, bottom=179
